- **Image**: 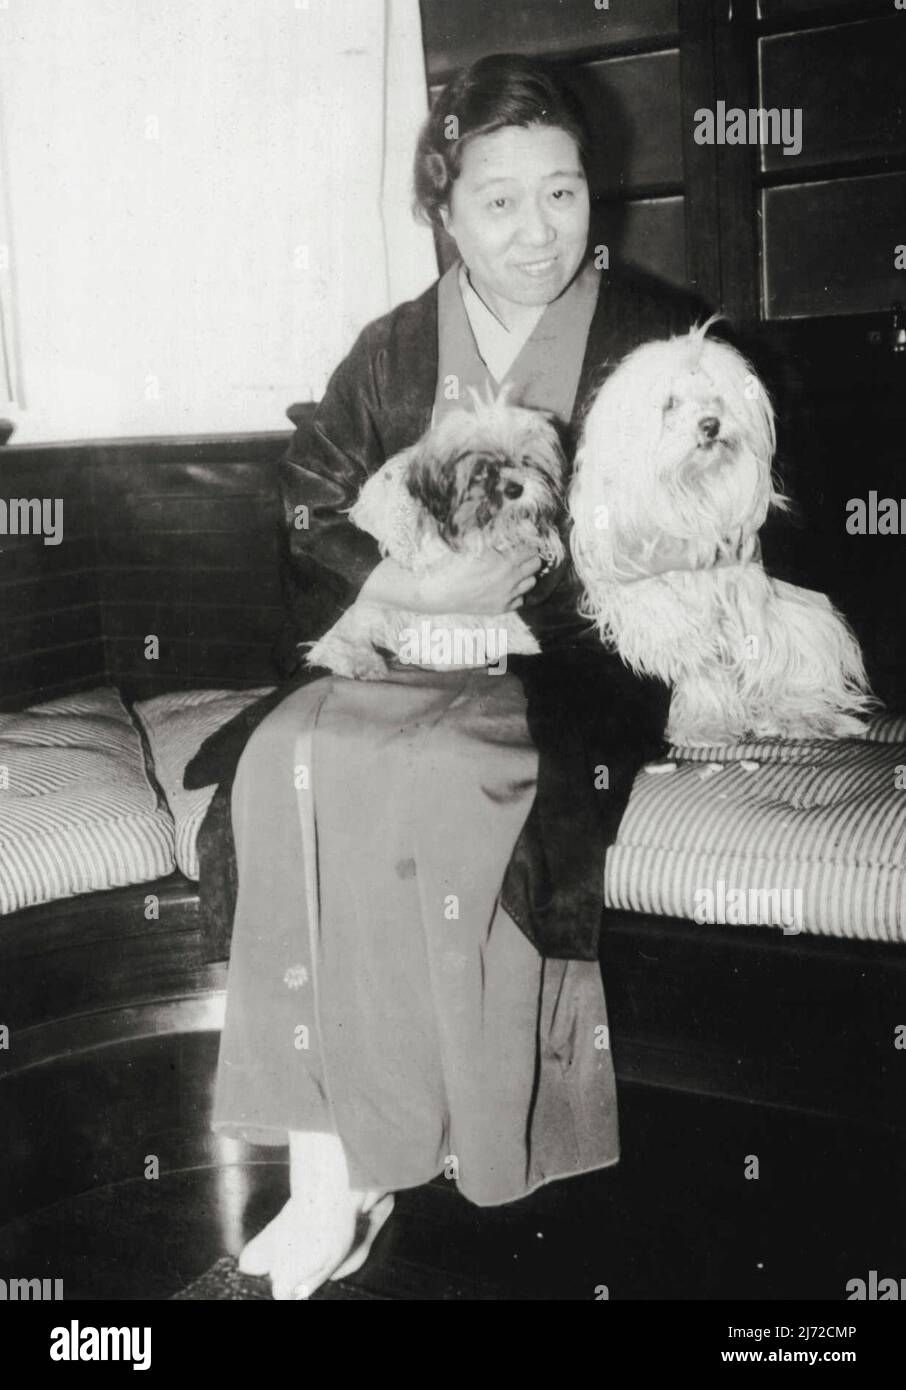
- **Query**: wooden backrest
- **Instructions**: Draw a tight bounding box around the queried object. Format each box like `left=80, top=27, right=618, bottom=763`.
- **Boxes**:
left=0, top=424, right=314, bottom=711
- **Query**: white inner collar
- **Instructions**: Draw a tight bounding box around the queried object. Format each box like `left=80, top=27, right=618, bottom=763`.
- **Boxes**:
left=458, top=263, right=544, bottom=385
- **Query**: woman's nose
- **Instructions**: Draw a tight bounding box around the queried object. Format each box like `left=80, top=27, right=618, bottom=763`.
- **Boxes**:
left=516, top=202, right=555, bottom=246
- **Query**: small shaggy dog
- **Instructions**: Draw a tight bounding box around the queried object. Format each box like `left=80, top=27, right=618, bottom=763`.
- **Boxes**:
left=305, top=395, right=567, bottom=679
left=570, top=321, right=874, bottom=745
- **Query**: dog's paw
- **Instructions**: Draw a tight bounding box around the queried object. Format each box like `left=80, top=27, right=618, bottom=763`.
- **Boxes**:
left=668, top=725, right=739, bottom=750
left=757, top=711, right=868, bottom=741
left=345, top=650, right=391, bottom=681
left=325, top=646, right=389, bottom=681
left=306, top=636, right=389, bottom=682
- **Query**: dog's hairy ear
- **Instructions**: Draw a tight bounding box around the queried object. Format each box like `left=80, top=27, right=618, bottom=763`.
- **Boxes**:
left=528, top=411, right=572, bottom=477
left=404, top=440, right=459, bottom=536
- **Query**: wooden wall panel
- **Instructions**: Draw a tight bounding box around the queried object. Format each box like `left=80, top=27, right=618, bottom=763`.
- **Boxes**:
left=759, top=19, right=906, bottom=174
left=98, top=457, right=276, bottom=499
left=756, top=313, right=906, bottom=706
left=712, top=0, right=761, bottom=326
left=0, top=643, right=107, bottom=712
left=0, top=445, right=102, bottom=710
left=97, top=527, right=279, bottom=572
left=2, top=606, right=100, bottom=662
left=758, top=0, right=892, bottom=23
left=5, top=573, right=100, bottom=616
left=594, top=195, right=687, bottom=289
left=103, top=603, right=283, bottom=648
left=762, top=172, right=906, bottom=318
left=1, top=433, right=293, bottom=710
left=678, top=0, right=721, bottom=308
left=105, top=639, right=280, bottom=694
left=573, top=51, right=683, bottom=196
left=92, top=436, right=289, bottom=700
left=419, top=0, right=678, bottom=79
left=99, top=495, right=281, bottom=544
left=95, top=566, right=281, bottom=611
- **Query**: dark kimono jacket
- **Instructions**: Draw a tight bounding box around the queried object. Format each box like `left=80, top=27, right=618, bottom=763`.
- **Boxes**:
left=186, top=264, right=710, bottom=962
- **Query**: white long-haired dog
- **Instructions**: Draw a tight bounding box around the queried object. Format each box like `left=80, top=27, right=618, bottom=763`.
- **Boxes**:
left=306, top=395, right=567, bottom=679
left=570, top=321, right=874, bottom=745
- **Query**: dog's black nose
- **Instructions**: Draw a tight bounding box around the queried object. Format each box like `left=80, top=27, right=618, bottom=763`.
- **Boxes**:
left=699, top=416, right=720, bottom=441
left=503, top=481, right=524, bottom=499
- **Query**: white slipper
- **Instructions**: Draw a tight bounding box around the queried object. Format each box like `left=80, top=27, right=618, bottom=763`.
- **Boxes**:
left=329, top=1194, right=395, bottom=1282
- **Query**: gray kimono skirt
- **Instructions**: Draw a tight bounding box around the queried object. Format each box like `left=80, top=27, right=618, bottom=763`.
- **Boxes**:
left=212, top=262, right=620, bottom=1206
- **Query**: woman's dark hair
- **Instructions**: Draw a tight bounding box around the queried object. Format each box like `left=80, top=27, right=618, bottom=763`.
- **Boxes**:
left=413, top=53, right=591, bottom=229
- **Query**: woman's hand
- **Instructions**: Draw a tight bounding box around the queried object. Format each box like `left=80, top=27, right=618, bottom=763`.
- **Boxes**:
left=616, top=529, right=754, bottom=582
left=419, top=547, right=543, bottom=614
left=617, top=533, right=698, bottom=580
left=360, top=549, right=542, bottom=614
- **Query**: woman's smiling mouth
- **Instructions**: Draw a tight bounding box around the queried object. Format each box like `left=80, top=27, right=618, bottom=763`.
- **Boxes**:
left=515, top=255, right=559, bottom=276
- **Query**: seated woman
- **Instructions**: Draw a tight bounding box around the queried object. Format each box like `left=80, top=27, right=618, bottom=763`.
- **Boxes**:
left=210, top=53, right=707, bottom=1300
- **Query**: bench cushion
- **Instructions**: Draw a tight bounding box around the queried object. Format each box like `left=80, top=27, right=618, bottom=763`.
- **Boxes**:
left=134, top=688, right=274, bottom=879
left=0, top=688, right=176, bottom=916
left=137, top=686, right=906, bottom=946
left=604, top=713, right=906, bottom=943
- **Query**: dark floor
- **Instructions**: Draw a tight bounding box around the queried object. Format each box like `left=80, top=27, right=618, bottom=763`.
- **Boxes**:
left=1, top=1029, right=903, bottom=1300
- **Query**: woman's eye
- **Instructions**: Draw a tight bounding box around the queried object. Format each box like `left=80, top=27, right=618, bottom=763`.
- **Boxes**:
left=551, top=188, right=575, bottom=202
left=488, top=197, right=510, bottom=212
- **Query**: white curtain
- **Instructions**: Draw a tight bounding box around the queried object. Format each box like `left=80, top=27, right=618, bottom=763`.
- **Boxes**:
left=287, top=0, right=438, bottom=399
left=0, top=0, right=437, bottom=442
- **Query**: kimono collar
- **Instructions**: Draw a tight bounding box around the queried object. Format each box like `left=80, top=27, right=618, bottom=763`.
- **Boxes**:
left=433, top=257, right=601, bottom=428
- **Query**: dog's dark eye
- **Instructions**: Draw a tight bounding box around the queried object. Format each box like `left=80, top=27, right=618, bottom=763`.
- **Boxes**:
left=468, top=454, right=498, bottom=485
left=503, top=481, right=524, bottom=500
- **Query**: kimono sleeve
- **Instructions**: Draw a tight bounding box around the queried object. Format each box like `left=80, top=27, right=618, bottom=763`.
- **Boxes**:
left=277, top=323, right=388, bottom=656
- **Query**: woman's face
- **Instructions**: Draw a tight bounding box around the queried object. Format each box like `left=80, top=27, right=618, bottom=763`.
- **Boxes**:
left=441, top=124, right=590, bottom=324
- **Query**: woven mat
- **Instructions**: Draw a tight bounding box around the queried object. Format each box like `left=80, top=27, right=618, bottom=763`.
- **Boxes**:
left=171, top=1256, right=273, bottom=1300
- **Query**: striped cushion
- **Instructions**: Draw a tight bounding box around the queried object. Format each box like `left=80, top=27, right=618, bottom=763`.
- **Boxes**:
left=134, top=688, right=275, bottom=879
left=0, top=688, right=176, bottom=916
left=663, top=709, right=906, bottom=762
left=604, top=713, right=906, bottom=943
left=135, top=685, right=906, bottom=945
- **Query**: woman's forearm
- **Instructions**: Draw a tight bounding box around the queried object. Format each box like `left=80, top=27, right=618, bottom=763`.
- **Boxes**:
left=359, top=550, right=542, bottom=615
left=358, top=557, right=424, bottom=609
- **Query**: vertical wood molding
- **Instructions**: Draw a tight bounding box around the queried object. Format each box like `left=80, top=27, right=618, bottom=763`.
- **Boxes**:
left=678, top=0, right=721, bottom=309
left=714, top=0, right=761, bottom=327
